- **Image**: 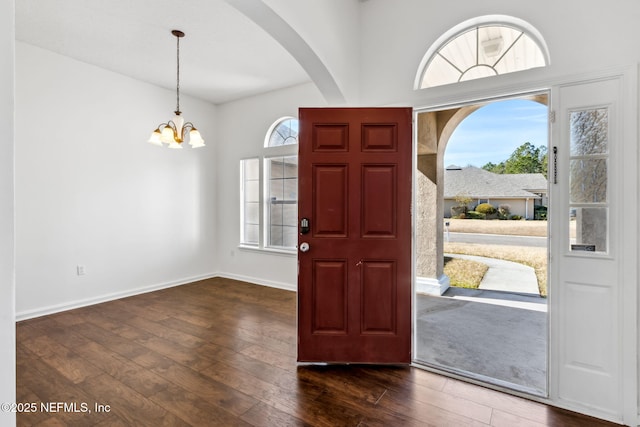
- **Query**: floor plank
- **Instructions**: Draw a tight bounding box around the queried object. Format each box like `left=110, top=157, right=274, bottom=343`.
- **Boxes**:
left=16, top=277, right=622, bottom=426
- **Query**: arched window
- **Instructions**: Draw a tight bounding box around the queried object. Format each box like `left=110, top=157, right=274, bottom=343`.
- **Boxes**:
left=265, top=117, right=299, bottom=147
left=415, top=16, right=549, bottom=89
left=241, top=117, right=299, bottom=251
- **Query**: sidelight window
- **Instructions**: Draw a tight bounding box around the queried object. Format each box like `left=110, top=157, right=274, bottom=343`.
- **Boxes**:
left=240, top=158, right=260, bottom=246
left=568, top=108, right=609, bottom=253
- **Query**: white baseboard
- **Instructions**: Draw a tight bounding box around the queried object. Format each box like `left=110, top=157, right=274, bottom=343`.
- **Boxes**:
left=416, top=275, right=450, bottom=296
left=15, top=272, right=219, bottom=321
left=216, top=272, right=297, bottom=292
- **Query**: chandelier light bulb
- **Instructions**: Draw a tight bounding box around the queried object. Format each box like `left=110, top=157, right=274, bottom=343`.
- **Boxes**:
left=188, top=128, right=205, bottom=147
left=160, top=125, right=175, bottom=144
left=147, top=129, right=163, bottom=146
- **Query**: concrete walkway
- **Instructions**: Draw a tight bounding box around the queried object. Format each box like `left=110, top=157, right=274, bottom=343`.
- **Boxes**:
left=415, top=292, right=547, bottom=395
left=445, top=253, right=540, bottom=295
left=418, top=256, right=546, bottom=395
left=442, top=287, right=547, bottom=312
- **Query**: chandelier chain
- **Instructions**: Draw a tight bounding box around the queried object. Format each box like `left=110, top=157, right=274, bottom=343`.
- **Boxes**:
left=176, top=33, right=180, bottom=114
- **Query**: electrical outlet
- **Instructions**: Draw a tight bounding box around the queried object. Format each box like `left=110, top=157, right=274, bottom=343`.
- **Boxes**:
left=77, top=265, right=86, bottom=276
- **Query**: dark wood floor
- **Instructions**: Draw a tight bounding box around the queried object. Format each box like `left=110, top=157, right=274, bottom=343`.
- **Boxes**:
left=17, top=277, right=618, bottom=426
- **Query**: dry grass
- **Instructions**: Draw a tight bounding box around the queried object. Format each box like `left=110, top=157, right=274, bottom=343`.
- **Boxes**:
left=444, top=242, right=548, bottom=296
left=445, top=218, right=548, bottom=237
left=443, top=256, right=488, bottom=289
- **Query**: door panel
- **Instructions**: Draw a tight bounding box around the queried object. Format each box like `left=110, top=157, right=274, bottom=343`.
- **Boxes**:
left=312, top=165, right=348, bottom=236
left=312, top=260, right=347, bottom=333
left=550, top=76, right=630, bottom=421
left=361, top=260, right=396, bottom=333
left=298, top=108, right=412, bottom=363
left=362, top=165, right=397, bottom=237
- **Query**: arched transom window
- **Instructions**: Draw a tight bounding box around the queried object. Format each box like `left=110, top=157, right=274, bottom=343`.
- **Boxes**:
left=416, top=17, right=549, bottom=89
left=265, top=117, right=299, bottom=147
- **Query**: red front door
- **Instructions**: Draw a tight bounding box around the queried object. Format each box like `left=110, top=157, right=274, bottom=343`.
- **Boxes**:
left=297, top=108, right=412, bottom=363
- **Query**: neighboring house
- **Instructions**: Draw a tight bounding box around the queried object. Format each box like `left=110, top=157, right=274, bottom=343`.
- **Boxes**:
left=444, top=165, right=547, bottom=219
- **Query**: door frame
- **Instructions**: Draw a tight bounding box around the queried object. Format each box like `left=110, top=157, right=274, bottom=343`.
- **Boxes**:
left=412, top=89, right=551, bottom=395
left=411, top=67, right=637, bottom=425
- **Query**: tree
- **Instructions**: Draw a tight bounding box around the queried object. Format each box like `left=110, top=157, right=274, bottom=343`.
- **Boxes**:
left=504, top=142, right=545, bottom=174
left=483, top=142, right=547, bottom=174
left=454, top=193, right=472, bottom=208
left=539, top=146, right=548, bottom=176
left=482, top=161, right=505, bottom=174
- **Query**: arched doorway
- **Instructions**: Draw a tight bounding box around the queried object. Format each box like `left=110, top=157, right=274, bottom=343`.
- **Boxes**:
left=414, top=93, right=550, bottom=396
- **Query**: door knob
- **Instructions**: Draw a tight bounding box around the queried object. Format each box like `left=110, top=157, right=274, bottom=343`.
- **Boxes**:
left=299, top=242, right=310, bottom=252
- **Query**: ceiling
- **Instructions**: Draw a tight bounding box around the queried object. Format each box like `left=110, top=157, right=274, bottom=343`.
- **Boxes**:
left=15, top=0, right=312, bottom=104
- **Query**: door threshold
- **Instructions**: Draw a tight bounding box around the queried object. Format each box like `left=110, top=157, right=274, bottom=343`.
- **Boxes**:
left=411, top=360, right=548, bottom=400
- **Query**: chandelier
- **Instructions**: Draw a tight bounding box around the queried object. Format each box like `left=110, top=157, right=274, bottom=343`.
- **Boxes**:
left=148, top=30, right=205, bottom=149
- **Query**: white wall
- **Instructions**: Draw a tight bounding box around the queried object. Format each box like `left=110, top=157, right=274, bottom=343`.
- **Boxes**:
left=216, top=83, right=325, bottom=289
left=15, top=42, right=218, bottom=318
left=359, top=0, right=640, bottom=106
left=265, top=0, right=361, bottom=104
left=0, top=1, right=16, bottom=425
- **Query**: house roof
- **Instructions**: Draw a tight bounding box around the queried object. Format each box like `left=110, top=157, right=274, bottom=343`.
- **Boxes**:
left=444, top=166, right=547, bottom=199
left=504, top=173, right=548, bottom=193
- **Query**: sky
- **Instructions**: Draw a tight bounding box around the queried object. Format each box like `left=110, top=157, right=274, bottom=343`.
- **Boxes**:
left=443, top=99, right=549, bottom=168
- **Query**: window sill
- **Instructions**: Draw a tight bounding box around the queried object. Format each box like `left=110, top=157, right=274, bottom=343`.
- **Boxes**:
left=238, top=245, right=297, bottom=257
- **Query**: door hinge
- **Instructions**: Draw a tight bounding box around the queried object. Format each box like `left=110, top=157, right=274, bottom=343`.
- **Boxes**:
left=549, top=110, right=556, bottom=123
